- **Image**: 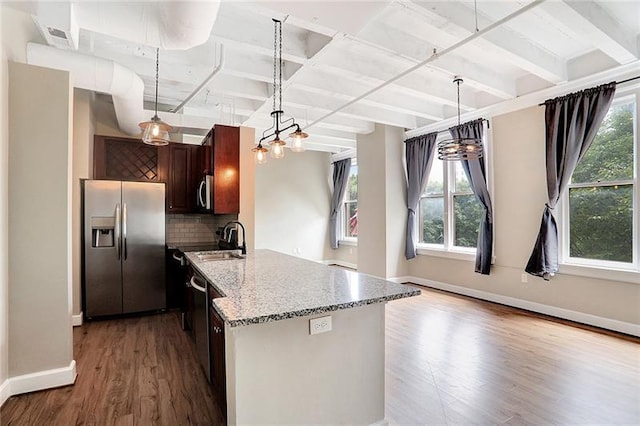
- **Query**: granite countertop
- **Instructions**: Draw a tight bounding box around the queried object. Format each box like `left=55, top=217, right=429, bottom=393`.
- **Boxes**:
left=184, top=249, right=421, bottom=327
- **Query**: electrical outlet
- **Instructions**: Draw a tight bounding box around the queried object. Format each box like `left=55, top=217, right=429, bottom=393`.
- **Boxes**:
left=521, top=273, right=528, bottom=283
left=309, top=316, right=332, bottom=335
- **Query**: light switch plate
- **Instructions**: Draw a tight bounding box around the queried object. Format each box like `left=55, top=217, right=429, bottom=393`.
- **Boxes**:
left=309, top=316, right=332, bottom=335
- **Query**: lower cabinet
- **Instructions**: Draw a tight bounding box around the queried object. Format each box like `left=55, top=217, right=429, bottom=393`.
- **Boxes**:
left=208, top=285, right=227, bottom=419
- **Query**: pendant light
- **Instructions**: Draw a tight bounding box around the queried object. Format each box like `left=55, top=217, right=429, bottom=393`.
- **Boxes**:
left=253, top=18, right=309, bottom=164
left=139, top=48, right=172, bottom=146
left=437, top=77, right=483, bottom=161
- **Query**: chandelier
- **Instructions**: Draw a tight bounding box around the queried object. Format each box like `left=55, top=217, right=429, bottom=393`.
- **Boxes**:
left=139, top=47, right=172, bottom=146
left=252, top=18, right=308, bottom=164
left=437, top=77, right=483, bottom=161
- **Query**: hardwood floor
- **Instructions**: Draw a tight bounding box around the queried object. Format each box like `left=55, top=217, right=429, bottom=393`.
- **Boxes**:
left=1, top=287, right=638, bottom=425
left=0, top=313, right=224, bottom=426
left=386, top=286, right=640, bottom=425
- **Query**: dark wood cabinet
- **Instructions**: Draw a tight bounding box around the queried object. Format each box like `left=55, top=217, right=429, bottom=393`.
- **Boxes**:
left=93, top=135, right=169, bottom=183
left=200, top=125, right=240, bottom=214
left=165, top=248, right=187, bottom=311
left=167, top=144, right=199, bottom=213
left=209, top=292, right=226, bottom=419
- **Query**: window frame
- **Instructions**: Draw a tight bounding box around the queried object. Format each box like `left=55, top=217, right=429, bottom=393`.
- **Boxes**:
left=339, top=159, right=358, bottom=244
left=558, top=90, right=639, bottom=281
left=416, top=123, right=493, bottom=259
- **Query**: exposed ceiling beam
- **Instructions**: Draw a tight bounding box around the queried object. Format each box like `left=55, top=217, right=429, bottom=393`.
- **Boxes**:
left=540, top=0, right=638, bottom=64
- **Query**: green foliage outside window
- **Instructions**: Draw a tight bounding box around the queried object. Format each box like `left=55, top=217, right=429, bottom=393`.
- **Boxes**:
left=568, top=102, right=634, bottom=263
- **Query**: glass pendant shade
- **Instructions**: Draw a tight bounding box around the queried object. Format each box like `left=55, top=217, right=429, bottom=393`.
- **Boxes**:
left=270, top=139, right=285, bottom=159
left=252, top=144, right=269, bottom=164
left=140, top=115, right=172, bottom=146
left=289, top=128, right=308, bottom=153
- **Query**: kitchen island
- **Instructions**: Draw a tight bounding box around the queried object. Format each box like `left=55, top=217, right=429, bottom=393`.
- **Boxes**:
left=184, top=249, right=420, bottom=425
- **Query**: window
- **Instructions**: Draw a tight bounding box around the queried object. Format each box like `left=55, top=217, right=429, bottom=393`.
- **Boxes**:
left=561, top=93, right=638, bottom=272
left=343, top=162, right=358, bottom=239
left=419, top=149, right=484, bottom=253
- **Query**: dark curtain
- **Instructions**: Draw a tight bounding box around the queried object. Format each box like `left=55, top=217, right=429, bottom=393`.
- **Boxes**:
left=329, top=158, right=352, bottom=249
left=525, top=82, right=616, bottom=279
left=450, top=119, right=494, bottom=275
left=405, top=133, right=438, bottom=259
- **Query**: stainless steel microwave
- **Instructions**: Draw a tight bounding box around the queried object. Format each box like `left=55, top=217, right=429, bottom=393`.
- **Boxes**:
left=197, top=175, right=213, bottom=210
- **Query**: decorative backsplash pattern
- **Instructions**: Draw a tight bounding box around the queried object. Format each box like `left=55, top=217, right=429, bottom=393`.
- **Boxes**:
left=166, top=214, right=238, bottom=244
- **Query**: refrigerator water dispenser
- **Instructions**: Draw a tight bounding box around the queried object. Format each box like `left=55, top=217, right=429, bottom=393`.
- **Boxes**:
left=91, top=217, right=115, bottom=248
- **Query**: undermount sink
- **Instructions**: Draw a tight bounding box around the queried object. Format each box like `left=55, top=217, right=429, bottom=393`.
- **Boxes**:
left=197, top=251, right=245, bottom=262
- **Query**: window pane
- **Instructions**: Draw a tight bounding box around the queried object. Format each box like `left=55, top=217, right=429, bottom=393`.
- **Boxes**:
left=425, top=158, right=444, bottom=195
left=453, top=194, right=482, bottom=248
left=347, top=165, right=358, bottom=201
left=454, top=162, right=471, bottom=193
left=420, top=197, right=444, bottom=244
left=569, top=185, right=633, bottom=263
left=572, top=101, right=634, bottom=184
left=346, top=202, right=358, bottom=237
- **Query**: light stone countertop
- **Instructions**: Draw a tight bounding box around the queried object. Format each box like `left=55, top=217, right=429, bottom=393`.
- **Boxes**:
left=184, top=249, right=421, bottom=327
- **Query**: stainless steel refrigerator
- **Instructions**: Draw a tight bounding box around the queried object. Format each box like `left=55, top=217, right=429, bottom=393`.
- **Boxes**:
left=82, top=180, right=166, bottom=318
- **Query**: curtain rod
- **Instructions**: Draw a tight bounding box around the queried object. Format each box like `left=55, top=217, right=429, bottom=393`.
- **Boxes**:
left=538, top=75, right=639, bottom=106
left=404, top=118, right=489, bottom=142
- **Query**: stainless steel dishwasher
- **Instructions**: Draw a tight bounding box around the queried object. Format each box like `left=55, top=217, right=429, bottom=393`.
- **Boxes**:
left=189, top=272, right=210, bottom=383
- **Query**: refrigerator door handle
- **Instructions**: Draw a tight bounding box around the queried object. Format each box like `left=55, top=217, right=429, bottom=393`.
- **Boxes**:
left=115, top=203, right=121, bottom=260
left=123, top=202, right=128, bottom=260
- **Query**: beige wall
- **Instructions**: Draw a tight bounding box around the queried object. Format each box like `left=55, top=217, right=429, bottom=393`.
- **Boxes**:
left=226, top=303, right=385, bottom=424
left=255, top=149, right=331, bottom=261
left=407, top=106, right=640, bottom=327
left=1, top=4, right=47, bottom=400
left=71, top=89, right=95, bottom=316
left=8, top=62, right=74, bottom=377
left=356, top=124, right=408, bottom=278
left=238, top=126, right=256, bottom=253
left=0, top=4, right=10, bottom=397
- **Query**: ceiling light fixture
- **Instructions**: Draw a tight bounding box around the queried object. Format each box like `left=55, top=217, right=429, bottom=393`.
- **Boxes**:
left=437, top=77, right=483, bottom=161
left=253, top=18, right=308, bottom=164
left=139, top=47, right=172, bottom=146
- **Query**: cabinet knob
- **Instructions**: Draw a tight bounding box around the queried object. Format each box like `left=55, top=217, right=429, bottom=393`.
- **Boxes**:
left=214, top=326, right=222, bottom=334
left=169, top=205, right=173, bottom=209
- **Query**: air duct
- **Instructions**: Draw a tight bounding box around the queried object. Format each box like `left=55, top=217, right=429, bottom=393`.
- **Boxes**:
left=27, top=42, right=144, bottom=136
left=33, top=2, right=220, bottom=51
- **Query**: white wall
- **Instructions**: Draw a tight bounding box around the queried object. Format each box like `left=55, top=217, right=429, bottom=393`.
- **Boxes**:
left=255, top=150, right=331, bottom=261
left=407, top=106, right=640, bottom=331
left=72, top=89, right=95, bottom=318
left=8, top=61, right=75, bottom=386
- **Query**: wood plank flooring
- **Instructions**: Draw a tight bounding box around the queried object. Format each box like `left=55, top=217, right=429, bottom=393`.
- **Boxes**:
left=0, top=313, right=224, bottom=425
left=1, top=286, right=639, bottom=425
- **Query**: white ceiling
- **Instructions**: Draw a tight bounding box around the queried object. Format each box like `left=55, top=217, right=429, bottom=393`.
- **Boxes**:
left=13, top=0, right=640, bottom=151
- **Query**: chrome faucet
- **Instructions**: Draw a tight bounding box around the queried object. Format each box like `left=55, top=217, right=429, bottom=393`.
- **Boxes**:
left=222, top=221, right=247, bottom=255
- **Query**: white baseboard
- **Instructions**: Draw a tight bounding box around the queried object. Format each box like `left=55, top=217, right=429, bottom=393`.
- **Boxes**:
left=323, top=259, right=357, bottom=270
left=390, top=276, right=640, bottom=337
left=4, top=360, right=76, bottom=400
left=0, top=378, right=10, bottom=407
left=72, top=312, right=83, bottom=327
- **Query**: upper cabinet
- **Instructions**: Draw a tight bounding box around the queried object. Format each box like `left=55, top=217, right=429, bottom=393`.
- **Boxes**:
left=94, top=135, right=168, bottom=183
left=167, top=143, right=199, bottom=214
left=93, top=126, right=239, bottom=215
left=200, top=125, right=240, bottom=214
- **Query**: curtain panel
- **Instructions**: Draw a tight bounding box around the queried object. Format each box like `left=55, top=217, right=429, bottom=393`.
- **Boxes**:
left=450, top=119, right=494, bottom=275
left=329, top=158, right=352, bottom=249
left=404, top=133, right=438, bottom=259
left=525, top=82, right=616, bottom=279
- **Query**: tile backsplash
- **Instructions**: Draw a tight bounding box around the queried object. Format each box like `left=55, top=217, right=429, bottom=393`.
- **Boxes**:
left=166, top=214, right=238, bottom=244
